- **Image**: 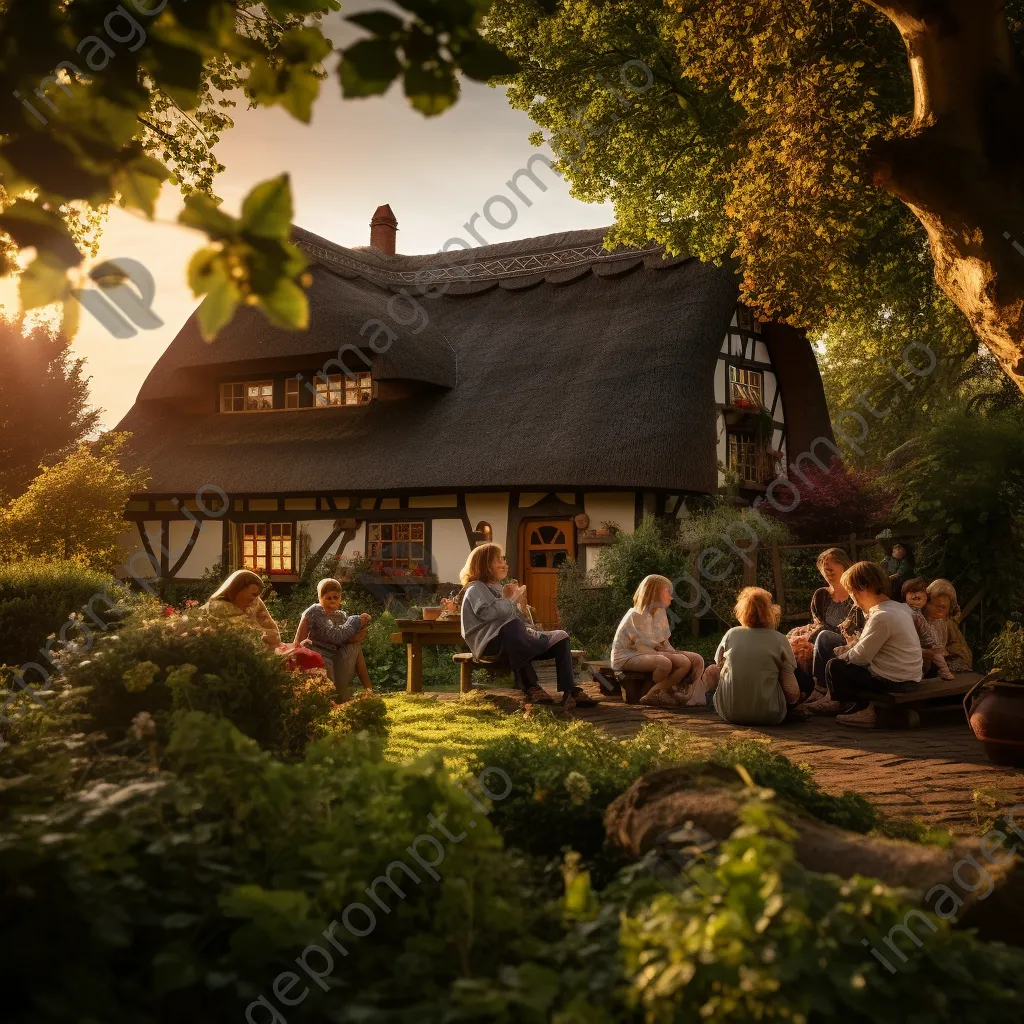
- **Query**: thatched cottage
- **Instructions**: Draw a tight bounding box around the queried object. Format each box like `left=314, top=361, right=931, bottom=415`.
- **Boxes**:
left=115, top=207, right=832, bottom=626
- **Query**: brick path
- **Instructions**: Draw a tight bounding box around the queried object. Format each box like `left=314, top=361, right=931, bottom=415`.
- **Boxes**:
left=476, top=669, right=1024, bottom=834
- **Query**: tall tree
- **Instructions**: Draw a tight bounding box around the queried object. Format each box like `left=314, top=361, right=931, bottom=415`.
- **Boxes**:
left=0, top=433, right=149, bottom=571
left=486, top=0, right=1024, bottom=394
left=0, top=317, right=98, bottom=500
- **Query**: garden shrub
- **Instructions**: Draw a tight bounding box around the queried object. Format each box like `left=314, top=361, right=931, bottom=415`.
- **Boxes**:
left=615, top=796, right=1024, bottom=1023
left=361, top=610, right=407, bottom=692
left=55, top=601, right=334, bottom=756
left=0, top=559, right=126, bottom=667
left=0, top=711, right=547, bottom=1023
left=328, top=692, right=391, bottom=738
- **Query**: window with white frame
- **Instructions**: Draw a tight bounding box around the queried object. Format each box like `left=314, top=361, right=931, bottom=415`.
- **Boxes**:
left=314, top=372, right=373, bottom=408
left=221, top=380, right=274, bottom=413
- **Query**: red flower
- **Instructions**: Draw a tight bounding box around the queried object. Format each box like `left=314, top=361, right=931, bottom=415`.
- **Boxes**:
left=163, top=605, right=175, bottom=616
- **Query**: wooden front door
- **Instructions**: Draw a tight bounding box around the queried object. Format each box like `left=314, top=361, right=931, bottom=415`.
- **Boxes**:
left=520, top=519, right=574, bottom=628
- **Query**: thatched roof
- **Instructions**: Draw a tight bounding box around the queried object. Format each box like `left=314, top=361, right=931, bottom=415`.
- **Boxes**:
left=117, top=225, right=823, bottom=495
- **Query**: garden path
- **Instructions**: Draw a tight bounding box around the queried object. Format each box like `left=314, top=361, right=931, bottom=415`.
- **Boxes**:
left=458, top=674, right=1024, bottom=834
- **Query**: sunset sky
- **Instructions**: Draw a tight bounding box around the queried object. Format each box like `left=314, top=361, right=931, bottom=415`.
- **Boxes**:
left=0, top=5, right=612, bottom=429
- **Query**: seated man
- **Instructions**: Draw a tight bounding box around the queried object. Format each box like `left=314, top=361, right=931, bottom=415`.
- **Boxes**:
left=818, top=561, right=923, bottom=728
left=296, top=578, right=373, bottom=700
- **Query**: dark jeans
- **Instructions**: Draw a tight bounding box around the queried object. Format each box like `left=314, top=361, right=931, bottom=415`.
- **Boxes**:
left=825, top=659, right=918, bottom=708
left=813, top=630, right=846, bottom=689
left=482, top=635, right=575, bottom=694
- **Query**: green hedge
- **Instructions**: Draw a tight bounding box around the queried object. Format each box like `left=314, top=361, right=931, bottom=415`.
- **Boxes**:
left=0, top=559, right=125, bottom=669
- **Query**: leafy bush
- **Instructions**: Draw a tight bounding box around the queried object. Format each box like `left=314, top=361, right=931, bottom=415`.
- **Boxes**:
left=361, top=610, right=407, bottom=692
left=328, top=692, right=391, bottom=737
left=0, top=559, right=126, bottom=668
left=617, top=796, right=1024, bottom=1023
left=555, top=556, right=620, bottom=655
left=0, top=711, right=545, bottom=1023
left=53, top=601, right=333, bottom=756
left=987, top=622, right=1024, bottom=681
left=884, top=408, right=1024, bottom=626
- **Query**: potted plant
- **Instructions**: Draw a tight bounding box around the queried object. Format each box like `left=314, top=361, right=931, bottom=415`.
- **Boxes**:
left=964, top=623, right=1024, bottom=766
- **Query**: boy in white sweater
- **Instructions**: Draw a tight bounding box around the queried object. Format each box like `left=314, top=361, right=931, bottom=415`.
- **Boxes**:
left=821, top=561, right=922, bottom=728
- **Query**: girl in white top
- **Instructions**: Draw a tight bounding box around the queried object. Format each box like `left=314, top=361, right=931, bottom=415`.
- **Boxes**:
left=610, top=574, right=707, bottom=708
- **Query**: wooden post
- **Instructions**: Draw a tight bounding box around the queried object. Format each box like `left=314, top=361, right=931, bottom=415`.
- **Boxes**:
left=406, top=636, right=423, bottom=693
left=741, top=539, right=758, bottom=587
left=770, top=539, right=785, bottom=613
left=691, top=544, right=701, bottom=637
left=459, top=659, right=473, bottom=694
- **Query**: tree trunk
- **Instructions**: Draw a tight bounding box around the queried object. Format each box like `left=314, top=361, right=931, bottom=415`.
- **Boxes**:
left=605, top=767, right=1024, bottom=945
left=864, top=0, right=1024, bottom=391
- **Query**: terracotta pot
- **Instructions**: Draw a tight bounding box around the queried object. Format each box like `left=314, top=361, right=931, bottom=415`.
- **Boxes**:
left=421, top=606, right=442, bottom=621
left=964, top=672, right=1024, bottom=767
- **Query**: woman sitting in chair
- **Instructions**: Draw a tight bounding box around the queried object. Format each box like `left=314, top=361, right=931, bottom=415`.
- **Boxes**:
left=459, top=543, right=597, bottom=709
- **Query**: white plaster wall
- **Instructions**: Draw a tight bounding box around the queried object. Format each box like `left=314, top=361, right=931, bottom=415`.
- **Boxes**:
left=431, top=519, right=471, bottom=585
left=518, top=493, right=547, bottom=507
left=714, top=359, right=726, bottom=404
left=115, top=522, right=158, bottom=579
left=466, top=492, right=510, bottom=550
left=584, top=493, right=635, bottom=534
left=300, top=521, right=367, bottom=563
left=172, top=520, right=223, bottom=578
left=716, top=413, right=728, bottom=485
left=754, top=339, right=770, bottom=363
left=763, top=370, right=778, bottom=416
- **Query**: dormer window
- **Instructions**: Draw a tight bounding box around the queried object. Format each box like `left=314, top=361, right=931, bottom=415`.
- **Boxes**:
left=221, top=380, right=273, bottom=413
left=314, top=372, right=373, bottom=408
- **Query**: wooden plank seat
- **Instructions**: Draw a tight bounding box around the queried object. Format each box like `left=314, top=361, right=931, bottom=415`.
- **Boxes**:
left=453, top=650, right=585, bottom=694
left=854, top=671, right=984, bottom=728
left=584, top=659, right=656, bottom=705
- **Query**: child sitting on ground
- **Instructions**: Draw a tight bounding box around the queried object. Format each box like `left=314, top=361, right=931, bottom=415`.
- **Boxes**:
left=924, top=578, right=973, bottom=674
left=702, top=586, right=803, bottom=725
left=295, top=578, right=373, bottom=699
left=610, top=574, right=707, bottom=708
left=901, top=577, right=952, bottom=679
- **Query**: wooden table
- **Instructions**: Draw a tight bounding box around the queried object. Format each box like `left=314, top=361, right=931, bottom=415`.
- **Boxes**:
left=391, top=618, right=467, bottom=693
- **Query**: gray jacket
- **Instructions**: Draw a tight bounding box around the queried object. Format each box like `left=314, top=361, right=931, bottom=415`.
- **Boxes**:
left=302, top=603, right=362, bottom=654
left=460, top=581, right=526, bottom=659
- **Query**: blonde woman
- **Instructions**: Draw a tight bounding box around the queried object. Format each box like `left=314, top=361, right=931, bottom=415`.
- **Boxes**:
left=459, top=543, right=596, bottom=709
left=610, top=574, right=707, bottom=709
left=703, top=586, right=801, bottom=725
left=204, top=569, right=281, bottom=649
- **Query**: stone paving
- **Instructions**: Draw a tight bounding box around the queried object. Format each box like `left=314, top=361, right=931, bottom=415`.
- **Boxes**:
left=471, top=671, right=1024, bottom=834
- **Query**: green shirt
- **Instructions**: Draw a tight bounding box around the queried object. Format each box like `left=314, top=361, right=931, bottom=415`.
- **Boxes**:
left=714, top=627, right=795, bottom=725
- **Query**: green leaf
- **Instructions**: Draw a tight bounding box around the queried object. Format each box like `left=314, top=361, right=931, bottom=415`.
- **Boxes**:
left=194, top=262, right=243, bottom=342
left=404, top=62, right=459, bottom=116
left=0, top=201, right=82, bottom=267
left=452, top=38, right=520, bottom=81
left=339, top=39, right=403, bottom=97
left=347, top=11, right=406, bottom=36
left=240, top=175, right=293, bottom=241
left=115, top=156, right=171, bottom=217
left=20, top=253, right=71, bottom=309
left=179, top=194, right=239, bottom=242
left=260, top=276, right=309, bottom=330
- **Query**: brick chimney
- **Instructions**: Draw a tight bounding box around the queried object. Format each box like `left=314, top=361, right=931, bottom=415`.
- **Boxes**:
left=369, top=204, right=398, bottom=255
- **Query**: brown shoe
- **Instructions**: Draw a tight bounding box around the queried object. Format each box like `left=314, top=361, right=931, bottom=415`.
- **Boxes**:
left=525, top=685, right=553, bottom=705
left=639, top=689, right=679, bottom=708
left=837, top=706, right=878, bottom=728
left=805, top=698, right=857, bottom=716
left=565, top=686, right=597, bottom=707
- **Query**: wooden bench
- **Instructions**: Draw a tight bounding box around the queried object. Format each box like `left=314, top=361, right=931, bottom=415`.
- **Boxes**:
left=454, top=650, right=585, bottom=694
left=856, top=671, right=984, bottom=727
left=584, top=659, right=656, bottom=705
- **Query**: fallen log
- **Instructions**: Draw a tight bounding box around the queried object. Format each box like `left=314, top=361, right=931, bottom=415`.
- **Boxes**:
left=604, top=766, right=1023, bottom=944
